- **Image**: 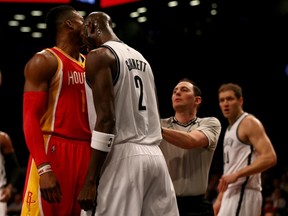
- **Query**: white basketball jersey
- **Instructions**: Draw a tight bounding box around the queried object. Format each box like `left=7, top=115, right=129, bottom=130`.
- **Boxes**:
left=86, top=40, right=162, bottom=146
left=223, top=112, right=261, bottom=191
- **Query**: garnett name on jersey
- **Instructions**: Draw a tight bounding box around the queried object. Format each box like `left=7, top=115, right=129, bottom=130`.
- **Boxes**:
left=125, top=58, right=147, bottom=72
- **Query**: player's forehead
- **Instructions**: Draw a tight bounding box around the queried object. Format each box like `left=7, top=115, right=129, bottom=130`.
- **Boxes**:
left=71, top=10, right=84, bottom=20
left=175, top=81, right=193, bottom=90
left=219, top=90, right=237, bottom=100
left=219, top=89, right=235, bottom=96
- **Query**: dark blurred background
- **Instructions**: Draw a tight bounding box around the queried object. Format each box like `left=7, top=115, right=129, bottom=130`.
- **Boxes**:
left=0, top=0, right=288, bottom=208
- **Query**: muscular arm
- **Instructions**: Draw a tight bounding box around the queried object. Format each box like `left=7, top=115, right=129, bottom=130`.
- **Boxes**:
left=23, top=50, right=62, bottom=203
left=86, top=47, right=115, bottom=176
left=234, top=115, right=277, bottom=177
left=78, top=47, right=116, bottom=210
left=218, top=115, right=277, bottom=192
left=23, top=50, right=57, bottom=167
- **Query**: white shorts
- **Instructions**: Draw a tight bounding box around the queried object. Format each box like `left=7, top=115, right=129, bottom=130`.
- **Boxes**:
left=81, top=143, right=179, bottom=216
left=218, top=187, right=262, bottom=216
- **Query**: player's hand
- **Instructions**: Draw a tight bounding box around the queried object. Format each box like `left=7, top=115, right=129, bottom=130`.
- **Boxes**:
left=39, top=171, right=62, bottom=203
left=0, top=184, right=13, bottom=202
left=78, top=180, right=97, bottom=211
left=217, top=173, right=238, bottom=192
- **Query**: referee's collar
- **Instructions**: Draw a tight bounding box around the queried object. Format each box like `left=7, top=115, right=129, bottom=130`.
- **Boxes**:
left=172, top=116, right=198, bottom=127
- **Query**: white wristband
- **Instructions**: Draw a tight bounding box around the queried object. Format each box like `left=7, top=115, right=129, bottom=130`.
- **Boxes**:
left=38, top=164, right=52, bottom=176
left=91, top=130, right=114, bottom=152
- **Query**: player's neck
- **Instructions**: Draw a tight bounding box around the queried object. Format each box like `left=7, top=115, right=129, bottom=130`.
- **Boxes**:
left=56, top=42, right=80, bottom=60
left=228, top=111, right=244, bottom=127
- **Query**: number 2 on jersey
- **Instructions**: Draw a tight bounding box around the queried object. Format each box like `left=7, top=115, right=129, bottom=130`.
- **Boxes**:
left=134, top=75, right=146, bottom=111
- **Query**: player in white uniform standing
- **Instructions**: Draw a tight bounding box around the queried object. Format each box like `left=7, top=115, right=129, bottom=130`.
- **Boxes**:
left=78, top=12, right=179, bottom=216
left=0, top=71, right=21, bottom=216
left=0, top=131, right=20, bottom=216
left=214, top=83, right=277, bottom=216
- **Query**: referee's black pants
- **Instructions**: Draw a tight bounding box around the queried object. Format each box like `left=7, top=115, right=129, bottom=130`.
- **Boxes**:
left=176, top=195, right=214, bottom=216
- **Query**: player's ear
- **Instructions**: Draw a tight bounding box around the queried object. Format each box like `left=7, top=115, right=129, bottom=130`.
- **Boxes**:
left=65, top=19, right=74, bottom=29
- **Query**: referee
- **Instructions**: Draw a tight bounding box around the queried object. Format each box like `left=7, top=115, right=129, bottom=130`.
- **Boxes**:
left=160, top=79, right=221, bottom=216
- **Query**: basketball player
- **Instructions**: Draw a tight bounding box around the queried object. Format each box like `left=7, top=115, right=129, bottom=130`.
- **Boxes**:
left=160, top=79, right=221, bottom=216
left=0, top=71, right=21, bottom=216
left=213, top=83, right=277, bottom=216
left=0, top=132, right=21, bottom=216
left=21, top=5, right=92, bottom=216
left=77, top=11, right=179, bottom=216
